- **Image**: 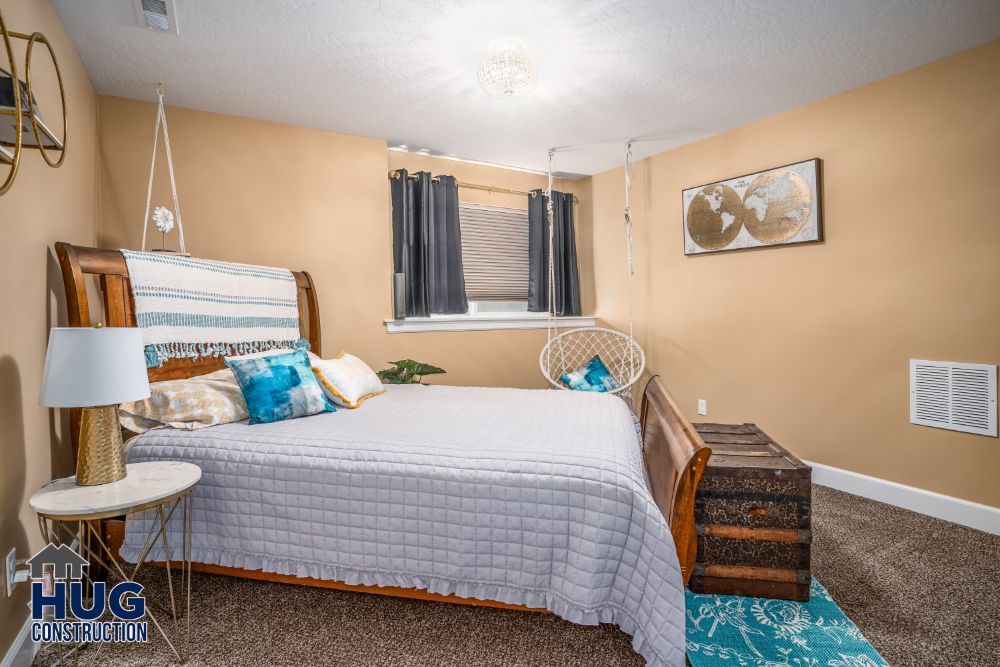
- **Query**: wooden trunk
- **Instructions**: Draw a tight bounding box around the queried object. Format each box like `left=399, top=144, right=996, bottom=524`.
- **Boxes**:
left=690, top=423, right=812, bottom=601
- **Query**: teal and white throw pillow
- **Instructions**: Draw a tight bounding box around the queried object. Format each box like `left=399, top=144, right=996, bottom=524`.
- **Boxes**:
left=226, top=349, right=335, bottom=424
left=560, top=355, right=621, bottom=393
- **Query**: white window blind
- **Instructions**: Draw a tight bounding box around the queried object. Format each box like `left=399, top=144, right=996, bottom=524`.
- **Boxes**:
left=459, top=202, right=529, bottom=302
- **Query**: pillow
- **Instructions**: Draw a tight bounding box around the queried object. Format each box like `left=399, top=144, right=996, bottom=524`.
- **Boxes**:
left=560, top=355, right=621, bottom=393
left=311, top=352, right=386, bottom=408
left=119, top=368, right=249, bottom=433
left=226, top=349, right=335, bottom=424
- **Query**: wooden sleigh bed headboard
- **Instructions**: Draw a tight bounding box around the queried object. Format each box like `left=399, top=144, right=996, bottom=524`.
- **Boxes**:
left=55, top=243, right=323, bottom=374
left=54, top=243, right=322, bottom=447
left=53, top=242, right=710, bottom=586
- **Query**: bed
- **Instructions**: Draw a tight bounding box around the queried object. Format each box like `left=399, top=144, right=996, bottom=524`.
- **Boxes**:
left=55, top=243, right=711, bottom=667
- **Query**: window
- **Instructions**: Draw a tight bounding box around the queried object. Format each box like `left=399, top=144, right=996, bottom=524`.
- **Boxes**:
left=458, top=203, right=529, bottom=306
left=385, top=201, right=594, bottom=333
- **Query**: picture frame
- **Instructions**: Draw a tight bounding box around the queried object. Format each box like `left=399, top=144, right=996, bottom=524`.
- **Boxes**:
left=682, top=158, right=823, bottom=256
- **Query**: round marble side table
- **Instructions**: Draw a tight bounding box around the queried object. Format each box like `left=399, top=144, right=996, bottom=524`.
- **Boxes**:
left=29, top=461, right=201, bottom=665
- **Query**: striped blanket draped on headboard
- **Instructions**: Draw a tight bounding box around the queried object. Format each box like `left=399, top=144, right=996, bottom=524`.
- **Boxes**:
left=120, top=250, right=301, bottom=366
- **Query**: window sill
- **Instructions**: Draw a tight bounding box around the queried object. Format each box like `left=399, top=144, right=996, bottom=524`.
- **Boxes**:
left=384, top=315, right=596, bottom=334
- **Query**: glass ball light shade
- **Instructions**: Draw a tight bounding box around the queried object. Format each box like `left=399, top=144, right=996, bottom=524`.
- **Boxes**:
left=478, top=45, right=536, bottom=98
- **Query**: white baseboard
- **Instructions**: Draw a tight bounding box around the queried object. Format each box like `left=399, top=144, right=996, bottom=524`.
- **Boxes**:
left=1, top=615, right=36, bottom=667
left=806, top=461, right=1000, bottom=535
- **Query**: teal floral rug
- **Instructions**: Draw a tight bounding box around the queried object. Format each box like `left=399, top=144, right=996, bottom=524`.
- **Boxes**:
left=685, top=578, right=888, bottom=667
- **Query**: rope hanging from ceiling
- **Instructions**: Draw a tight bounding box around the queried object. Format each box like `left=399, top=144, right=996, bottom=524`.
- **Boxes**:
left=539, top=140, right=645, bottom=406
left=140, top=83, right=188, bottom=255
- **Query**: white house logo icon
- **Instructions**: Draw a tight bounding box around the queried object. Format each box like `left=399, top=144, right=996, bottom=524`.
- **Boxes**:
left=26, top=544, right=88, bottom=580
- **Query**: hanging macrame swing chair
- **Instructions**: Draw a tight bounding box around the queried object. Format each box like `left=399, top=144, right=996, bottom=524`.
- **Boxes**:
left=539, top=142, right=645, bottom=403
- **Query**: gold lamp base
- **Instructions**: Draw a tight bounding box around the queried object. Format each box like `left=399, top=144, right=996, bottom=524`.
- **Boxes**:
left=76, top=405, right=126, bottom=486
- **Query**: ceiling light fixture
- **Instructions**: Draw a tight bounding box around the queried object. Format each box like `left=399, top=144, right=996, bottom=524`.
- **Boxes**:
left=478, top=41, right=535, bottom=98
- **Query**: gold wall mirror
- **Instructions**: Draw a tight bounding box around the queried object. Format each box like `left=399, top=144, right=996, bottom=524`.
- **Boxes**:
left=0, top=10, right=21, bottom=195
left=0, top=8, right=68, bottom=196
left=24, top=31, right=66, bottom=166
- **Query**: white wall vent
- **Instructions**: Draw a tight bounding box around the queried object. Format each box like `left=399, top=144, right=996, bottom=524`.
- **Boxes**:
left=133, top=0, right=178, bottom=34
left=910, top=360, right=997, bottom=437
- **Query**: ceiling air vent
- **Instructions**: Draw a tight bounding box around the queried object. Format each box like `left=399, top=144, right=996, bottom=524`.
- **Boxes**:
left=133, top=0, right=178, bottom=34
left=910, top=360, right=997, bottom=437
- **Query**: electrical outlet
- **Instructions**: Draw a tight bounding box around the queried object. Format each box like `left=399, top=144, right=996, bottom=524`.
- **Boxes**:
left=697, top=399, right=707, bottom=416
left=5, top=547, right=16, bottom=597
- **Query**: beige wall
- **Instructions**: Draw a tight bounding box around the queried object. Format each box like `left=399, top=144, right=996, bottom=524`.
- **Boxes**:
left=0, top=0, right=99, bottom=655
left=98, top=99, right=589, bottom=391
left=591, top=41, right=1000, bottom=507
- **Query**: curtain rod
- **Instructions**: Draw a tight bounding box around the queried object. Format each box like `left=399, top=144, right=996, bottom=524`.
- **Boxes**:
left=387, top=170, right=578, bottom=203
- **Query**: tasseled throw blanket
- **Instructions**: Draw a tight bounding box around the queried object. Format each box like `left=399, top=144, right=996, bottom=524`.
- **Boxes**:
left=120, top=250, right=301, bottom=366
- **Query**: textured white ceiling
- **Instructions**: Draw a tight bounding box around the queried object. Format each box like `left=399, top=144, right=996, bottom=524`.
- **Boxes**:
left=53, top=0, right=1000, bottom=176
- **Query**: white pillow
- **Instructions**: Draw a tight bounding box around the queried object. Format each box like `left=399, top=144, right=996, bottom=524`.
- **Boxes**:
left=311, top=352, right=385, bottom=408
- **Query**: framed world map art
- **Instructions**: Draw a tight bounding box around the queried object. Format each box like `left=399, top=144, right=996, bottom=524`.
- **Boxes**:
left=682, top=158, right=823, bottom=255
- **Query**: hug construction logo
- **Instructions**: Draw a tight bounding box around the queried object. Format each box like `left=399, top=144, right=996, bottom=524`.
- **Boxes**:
left=27, top=543, right=149, bottom=645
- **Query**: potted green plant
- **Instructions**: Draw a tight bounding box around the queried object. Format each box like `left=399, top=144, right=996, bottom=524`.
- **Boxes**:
left=377, top=359, right=446, bottom=385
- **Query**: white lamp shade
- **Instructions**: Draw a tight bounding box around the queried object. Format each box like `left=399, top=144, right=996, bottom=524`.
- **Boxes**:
left=39, top=327, right=151, bottom=408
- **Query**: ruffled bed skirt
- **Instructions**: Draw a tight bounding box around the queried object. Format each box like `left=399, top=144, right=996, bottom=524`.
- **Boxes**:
left=119, top=543, right=676, bottom=666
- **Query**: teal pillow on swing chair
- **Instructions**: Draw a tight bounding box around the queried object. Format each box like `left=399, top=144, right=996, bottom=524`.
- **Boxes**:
left=560, top=356, right=621, bottom=393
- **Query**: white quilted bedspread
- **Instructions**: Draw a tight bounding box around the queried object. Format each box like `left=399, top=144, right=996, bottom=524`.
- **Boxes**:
left=123, top=384, right=685, bottom=666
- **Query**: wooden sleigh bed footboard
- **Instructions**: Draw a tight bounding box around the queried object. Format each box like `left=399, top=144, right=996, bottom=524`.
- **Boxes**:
left=55, top=242, right=711, bottom=612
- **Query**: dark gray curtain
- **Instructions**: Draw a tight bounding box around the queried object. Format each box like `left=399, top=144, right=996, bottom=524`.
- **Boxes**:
left=391, top=170, right=468, bottom=317
left=528, top=190, right=580, bottom=316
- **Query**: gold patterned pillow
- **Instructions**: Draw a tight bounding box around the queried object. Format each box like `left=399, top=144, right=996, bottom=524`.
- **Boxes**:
left=119, top=368, right=249, bottom=432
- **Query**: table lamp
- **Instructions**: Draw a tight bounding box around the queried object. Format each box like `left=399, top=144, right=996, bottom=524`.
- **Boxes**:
left=39, top=325, right=150, bottom=486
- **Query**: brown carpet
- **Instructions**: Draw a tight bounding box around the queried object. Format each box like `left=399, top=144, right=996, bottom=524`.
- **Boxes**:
left=34, top=485, right=1000, bottom=666
left=811, top=486, right=1000, bottom=666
